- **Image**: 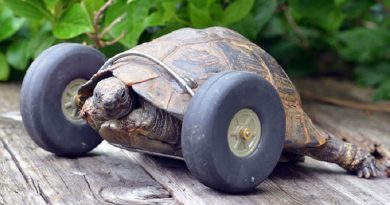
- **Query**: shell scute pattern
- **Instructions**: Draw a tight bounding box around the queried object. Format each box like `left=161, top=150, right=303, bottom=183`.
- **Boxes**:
left=78, top=27, right=327, bottom=147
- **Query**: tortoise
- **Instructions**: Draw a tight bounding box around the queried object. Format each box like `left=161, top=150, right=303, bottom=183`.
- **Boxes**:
left=20, top=27, right=379, bottom=193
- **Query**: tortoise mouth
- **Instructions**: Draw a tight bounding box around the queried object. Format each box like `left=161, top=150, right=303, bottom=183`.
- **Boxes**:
left=102, top=90, right=138, bottom=120
left=104, top=108, right=120, bottom=119
left=103, top=102, right=132, bottom=120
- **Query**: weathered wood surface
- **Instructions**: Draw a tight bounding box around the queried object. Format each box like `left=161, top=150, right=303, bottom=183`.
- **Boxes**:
left=0, top=84, right=175, bottom=205
left=295, top=78, right=390, bottom=165
left=0, top=80, right=389, bottom=205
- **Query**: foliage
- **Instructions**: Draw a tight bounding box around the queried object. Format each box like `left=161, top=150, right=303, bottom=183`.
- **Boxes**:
left=0, top=0, right=389, bottom=99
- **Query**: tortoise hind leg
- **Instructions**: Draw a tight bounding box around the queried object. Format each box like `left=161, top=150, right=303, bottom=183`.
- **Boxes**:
left=295, top=134, right=379, bottom=178
left=283, top=105, right=379, bottom=178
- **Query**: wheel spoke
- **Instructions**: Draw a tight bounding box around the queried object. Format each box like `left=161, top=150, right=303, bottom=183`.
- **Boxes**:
left=240, top=141, right=247, bottom=151
left=235, top=117, right=240, bottom=126
left=71, top=108, right=77, bottom=117
left=66, top=91, right=73, bottom=97
left=243, top=117, right=252, bottom=127
left=65, top=102, right=72, bottom=109
left=247, top=139, right=255, bottom=148
left=249, top=120, right=257, bottom=132
left=233, top=140, right=241, bottom=149
left=229, top=123, right=237, bottom=133
left=229, top=133, right=238, bottom=140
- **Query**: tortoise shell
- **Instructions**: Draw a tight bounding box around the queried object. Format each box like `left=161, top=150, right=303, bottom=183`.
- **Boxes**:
left=78, top=27, right=328, bottom=148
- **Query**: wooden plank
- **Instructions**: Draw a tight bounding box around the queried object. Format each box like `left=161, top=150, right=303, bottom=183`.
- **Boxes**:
left=294, top=78, right=390, bottom=164
left=1, top=80, right=390, bottom=205
left=0, top=83, right=20, bottom=113
left=0, top=117, right=176, bottom=205
left=277, top=159, right=390, bottom=203
left=0, top=83, right=177, bottom=205
left=124, top=78, right=390, bottom=205
left=128, top=153, right=390, bottom=205
left=299, top=157, right=390, bottom=203
left=0, top=129, right=47, bottom=205
left=304, top=103, right=390, bottom=163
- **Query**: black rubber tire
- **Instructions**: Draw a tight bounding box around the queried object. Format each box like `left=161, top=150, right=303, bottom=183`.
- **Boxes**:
left=181, top=71, right=286, bottom=193
left=20, top=43, right=106, bottom=157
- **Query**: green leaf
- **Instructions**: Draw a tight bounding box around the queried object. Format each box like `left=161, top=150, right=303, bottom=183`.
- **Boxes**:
left=230, top=0, right=277, bottom=40
left=43, top=0, right=60, bottom=12
left=260, top=16, right=287, bottom=38
left=6, top=39, right=30, bottom=70
left=334, top=0, right=348, bottom=7
left=315, top=10, right=345, bottom=33
left=105, top=0, right=170, bottom=47
left=189, top=0, right=213, bottom=8
left=289, top=0, right=335, bottom=19
left=0, top=52, right=10, bottom=81
left=337, top=28, right=390, bottom=63
left=374, top=80, right=390, bottom=100
left=222, top=0, right=255, bottom=25
left=188, top=1, right=214, bottom=27
left=342, top=0, right=373, bottom=19
left=161, top=1, right=179, bottom=22
left=4, top=0, right=52, bottom=20
left=82, top=0, right=104, bottom=20
left=0, top=6, right=24, bottom=42
left=288, top=0, right=344, bottom=33
left=53, top=3, right=93, bottom=39
left=209, top=2, right=224, bottom=22
left=385, top=0, right=390, bottom=7
left=155, top=0, right=189, bottom=25
left=145, top=10, right=165, bottom=26
left=28, top=24, right=56, bottom=58
left=355, top=63, right=390, bottom=87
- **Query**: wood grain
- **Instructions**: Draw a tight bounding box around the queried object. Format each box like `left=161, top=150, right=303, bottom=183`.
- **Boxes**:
left=0, top=119, right=176, bottom=205
left=1, top=80, right=390, bottom=205
left=129, top=152, right=389, bottom=205
left=0, top=85, right=176, bottom=205
left=295, top=78, right=390, bottom=164
left=0, top=83, right=20, bottom=113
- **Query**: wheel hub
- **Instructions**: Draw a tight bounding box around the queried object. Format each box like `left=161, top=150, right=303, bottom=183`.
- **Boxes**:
left=61, top=79, right=86, bottom=124
left=240, top=127, right=253, bottom=141
left=227, top=108, right=261, bottom=157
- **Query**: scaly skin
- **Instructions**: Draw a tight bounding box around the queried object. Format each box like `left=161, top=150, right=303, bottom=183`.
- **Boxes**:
left=100, top=101, right=181, bottom=145
left=80, top=77, right=135, bottom=129
left=98, top=101, right=182, bottom=155
left=293, top=134, right=379, bottom=178
left=89, top=77, right=135, bottom=120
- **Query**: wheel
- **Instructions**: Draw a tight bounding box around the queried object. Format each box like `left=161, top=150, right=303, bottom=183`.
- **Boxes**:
left=20, top=43, right=106, bottom=157
left=181, top=71, right=285, bottom=193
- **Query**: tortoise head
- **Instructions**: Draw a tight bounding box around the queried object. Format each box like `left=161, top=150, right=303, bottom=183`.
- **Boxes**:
left=92, top=77, right=134, bottom=120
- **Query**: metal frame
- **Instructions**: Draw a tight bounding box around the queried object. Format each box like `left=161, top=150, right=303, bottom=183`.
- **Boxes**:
left=100, top=51, right=195, bottom=96
left=111, top=143, right=184, bottom=160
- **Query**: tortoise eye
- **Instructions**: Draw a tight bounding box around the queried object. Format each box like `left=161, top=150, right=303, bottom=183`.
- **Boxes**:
left=121, top=91, right=125, bottom=98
